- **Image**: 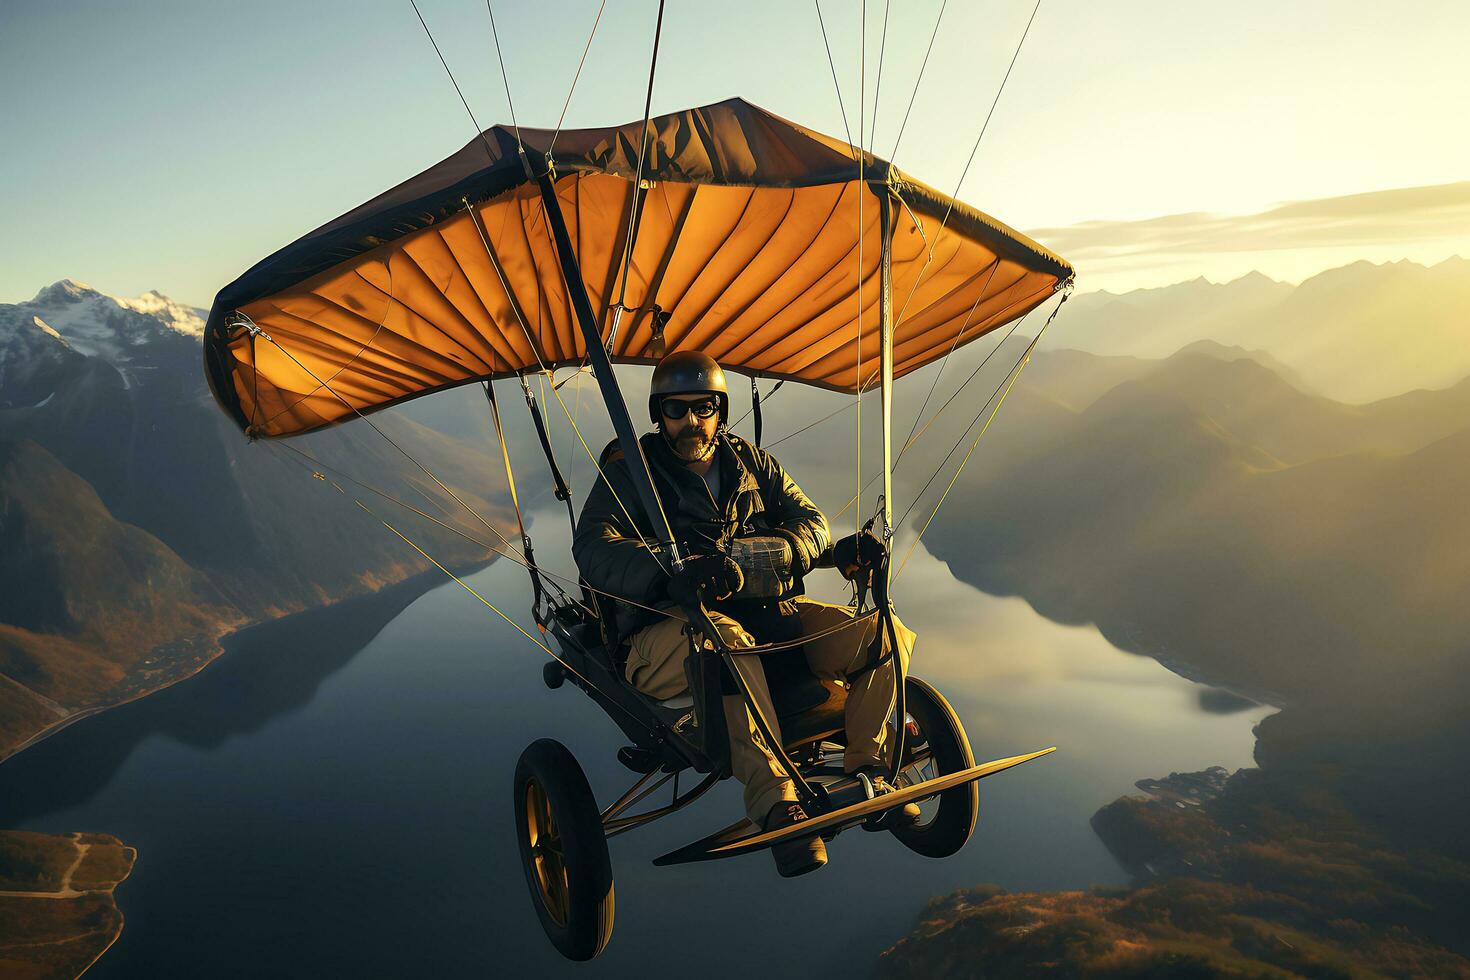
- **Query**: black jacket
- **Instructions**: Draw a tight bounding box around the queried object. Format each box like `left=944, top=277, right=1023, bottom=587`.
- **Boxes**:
left=573, top=431, right=831, bottom=642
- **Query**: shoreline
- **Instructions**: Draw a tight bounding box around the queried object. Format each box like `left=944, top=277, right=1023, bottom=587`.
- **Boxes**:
left=0, top=555, right=498, bottom=770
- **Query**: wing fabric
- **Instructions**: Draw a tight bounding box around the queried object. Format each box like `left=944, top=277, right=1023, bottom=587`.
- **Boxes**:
left=204, top=98, right=1072, bottom=438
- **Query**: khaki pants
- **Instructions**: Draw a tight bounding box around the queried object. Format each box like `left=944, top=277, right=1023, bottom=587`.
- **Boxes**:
left=625, top=597, right=916, bottom=825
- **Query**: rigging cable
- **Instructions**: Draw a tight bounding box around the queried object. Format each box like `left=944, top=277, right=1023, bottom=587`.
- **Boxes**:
left=888, top=0, right=947, bottom=161
left=879, top=0, right=1051, bottom=526
left=730, top=379, right=783, bottom=439
left=895, top=301, right=1054, bottom=534
left=273, top=442, right=597, bottom=618
left=812, top=0, right=857, bottom=151
left=830, top=307, right=1028, bottom=523
left=609, top=0, right=667, bottom=321
left=484, top=0, right=523, bottom=148
left=410, top=0, right=635, bottom=541
left=315, top=465, right=654, bottom=729
left=814, top=0, right=866, bottom=535
left=896, top=258, right=1002, bottom=462
left=884, top=0, right=1049, bottom=364
left=856, top=0, right=866, bottom=535
left=548, top=0, right=608, bottom=155
left=254, top=327, right=528, bottom=565
left=894, top=291, right=1069, bottom=578
left=459, top=196, right=660, bottom=571
left=409, top=0, right=499, bottom=162
left=484, top=378, right=546, bottom=616
left=868, top=0, right=891, bottom=153
left=886, top=0, right=1047, bottom=325
left=273, top=437, right=869, bottom=654
left=765, top=398, right=855, bottom=450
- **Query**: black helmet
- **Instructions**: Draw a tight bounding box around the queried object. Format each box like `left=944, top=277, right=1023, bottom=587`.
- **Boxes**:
left=648, top=351, right=729, bottom=425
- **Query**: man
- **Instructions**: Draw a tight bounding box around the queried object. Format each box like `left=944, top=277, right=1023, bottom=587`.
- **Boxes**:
left=572, top=351, right=917, bottom=877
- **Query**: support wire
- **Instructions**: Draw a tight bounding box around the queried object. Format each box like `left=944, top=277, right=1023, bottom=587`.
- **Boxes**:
left=549, top=0, right=608, bottom=154
left=895, top=291, right=1068, bottom=577
left=256, top=330, right=527, bottom=564
left=484, top=0, right=523, bottom=148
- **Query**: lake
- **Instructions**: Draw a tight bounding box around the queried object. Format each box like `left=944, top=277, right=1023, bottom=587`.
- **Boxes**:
left=0, top=508, right=1271, bottom=978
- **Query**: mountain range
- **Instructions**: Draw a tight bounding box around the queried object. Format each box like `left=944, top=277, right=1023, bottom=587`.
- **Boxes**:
left=870, top=263, right=1470, bottom=976
left=2, top=258, right=1468, bottom=974
left=0, top=280, right=516, bottom=760
left=1049, top=257, right=1470, bottom=403
left=924, top=346, right=1470, bottom=716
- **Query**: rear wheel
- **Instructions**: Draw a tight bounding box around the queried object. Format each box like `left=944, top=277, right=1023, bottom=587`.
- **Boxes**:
left=512, top=739, right=615, bottom=961
left=891, top=676, right=978, bottom=858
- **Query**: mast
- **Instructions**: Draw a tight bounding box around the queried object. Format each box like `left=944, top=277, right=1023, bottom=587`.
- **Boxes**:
left=531, top=160, right=685, bottom=571
left=878, top=188, right=895, bottom=562
left=875, top=183, right=908, bottom=783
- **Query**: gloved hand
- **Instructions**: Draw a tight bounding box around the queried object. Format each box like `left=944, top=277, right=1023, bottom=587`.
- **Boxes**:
left=832, top=530, right=886, bottom=581
left=667, top=554, right=745, bottom=606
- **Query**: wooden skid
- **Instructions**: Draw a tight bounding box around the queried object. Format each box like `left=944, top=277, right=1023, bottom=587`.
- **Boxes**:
left=652, top=746, right=1056, bottom=867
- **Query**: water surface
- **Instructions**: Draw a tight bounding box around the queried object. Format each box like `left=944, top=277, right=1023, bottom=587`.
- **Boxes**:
left=0, top=510, right=1270, bottom=977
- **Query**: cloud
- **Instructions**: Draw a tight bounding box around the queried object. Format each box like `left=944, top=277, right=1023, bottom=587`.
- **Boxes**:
left=1027, top=180, right=1470, bottom=263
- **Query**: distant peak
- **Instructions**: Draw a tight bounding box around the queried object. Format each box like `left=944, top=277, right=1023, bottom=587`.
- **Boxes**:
left=115, top=289, right=206, bottom=337
left=1177, top=338, right=1242, bottom=355
left=1226, top=270, right=1279, bottom=286
left=33, top=278, right=100, bottom=304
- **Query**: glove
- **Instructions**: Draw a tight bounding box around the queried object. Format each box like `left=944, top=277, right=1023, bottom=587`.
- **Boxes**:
left=833, top=530, right=886, bottom=582
left=667, top=554, right=745, bottom=606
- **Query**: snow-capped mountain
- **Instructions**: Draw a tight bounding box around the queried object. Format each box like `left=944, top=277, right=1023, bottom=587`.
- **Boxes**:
left=0, top=277, right=513, bottom=761
left=2, top=278, right=205, bottom=365
left=0, top=313, right=87, bottom=409
left=0, top=279, right=208, bottom=408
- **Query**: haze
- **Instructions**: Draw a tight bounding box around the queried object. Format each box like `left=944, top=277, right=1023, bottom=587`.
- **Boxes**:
left=3, top=0, right=1468, bottom=303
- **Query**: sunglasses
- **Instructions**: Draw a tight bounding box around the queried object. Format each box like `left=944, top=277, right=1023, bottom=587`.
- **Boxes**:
left=660, top=397, right=720, bottom=421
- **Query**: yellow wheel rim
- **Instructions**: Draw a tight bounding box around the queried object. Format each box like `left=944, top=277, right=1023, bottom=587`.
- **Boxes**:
left=525, top=778, right=570, bottom=926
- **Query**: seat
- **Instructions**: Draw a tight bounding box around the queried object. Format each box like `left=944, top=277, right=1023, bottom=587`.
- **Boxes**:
left=764, top=647, right=833, bottom=718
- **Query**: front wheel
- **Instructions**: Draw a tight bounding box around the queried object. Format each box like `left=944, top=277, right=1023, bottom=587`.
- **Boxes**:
left=512, top=738, right=615, bottom=961
left=891, top=677, right=978, bottom=858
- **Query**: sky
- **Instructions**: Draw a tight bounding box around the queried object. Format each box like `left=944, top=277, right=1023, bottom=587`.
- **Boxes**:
left=2, top=0, right=1468, bottom=306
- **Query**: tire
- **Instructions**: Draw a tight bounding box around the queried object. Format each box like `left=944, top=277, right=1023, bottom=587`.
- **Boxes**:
left=891, top=676, right=979, bottom=858
left=512, top=738, right=615, bottom=961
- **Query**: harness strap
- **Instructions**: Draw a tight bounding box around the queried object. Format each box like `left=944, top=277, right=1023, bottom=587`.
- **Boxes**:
left=520, top=375, right=577, bottom=535
left=747, top=379, right=783, bottom=448
left=751, top=377, right=763, bottom=447
left=484, top=380, right=546, bottom=619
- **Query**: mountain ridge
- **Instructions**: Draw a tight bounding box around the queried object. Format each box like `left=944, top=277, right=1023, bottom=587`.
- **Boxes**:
left=1053, top=256, right=1470, bottom=402
left=0, top=280, right=517, bottom=761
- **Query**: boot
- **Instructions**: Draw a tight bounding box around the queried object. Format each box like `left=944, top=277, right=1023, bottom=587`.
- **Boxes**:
left=763, top=801, right=827, bottom=877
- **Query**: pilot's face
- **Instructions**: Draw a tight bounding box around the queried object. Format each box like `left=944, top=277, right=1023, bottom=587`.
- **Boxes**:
left=659, top=393, right=720, bottom=463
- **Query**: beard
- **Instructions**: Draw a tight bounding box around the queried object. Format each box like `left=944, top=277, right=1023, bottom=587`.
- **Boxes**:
left=664, top=425, right=717, bottom=462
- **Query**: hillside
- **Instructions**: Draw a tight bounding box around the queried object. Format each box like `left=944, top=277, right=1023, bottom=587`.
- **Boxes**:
left=881, top=341, right=1470, bottom=976
left=924, top=353, right=1470, bottom=709
left=0, top=281, right=519, bottom=760
left=0, top=829, right=136, bottom=979
left=879, top=766, right=1470, bottom=978
left=0, top=439, right=241, bottom=744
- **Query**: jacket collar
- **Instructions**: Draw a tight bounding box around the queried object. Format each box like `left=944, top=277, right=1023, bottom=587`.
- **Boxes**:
left=640, top=430, right=758, bottom=519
